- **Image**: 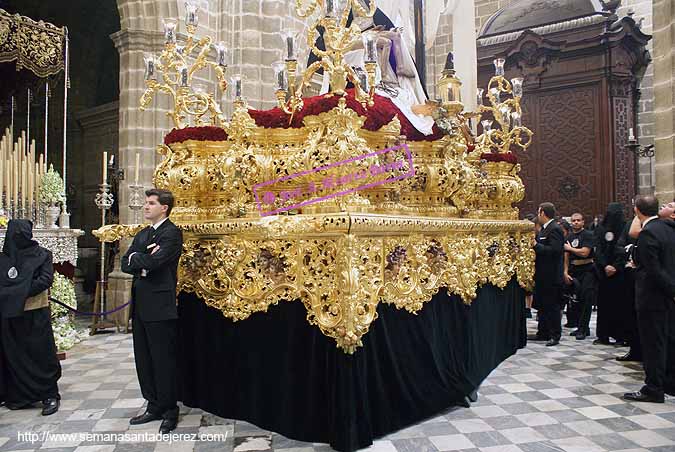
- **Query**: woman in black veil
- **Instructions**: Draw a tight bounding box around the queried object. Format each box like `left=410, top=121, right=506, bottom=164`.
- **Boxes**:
left=0, top=219, right=60, bottom=415
left=593, top=203, right=628, bottom=346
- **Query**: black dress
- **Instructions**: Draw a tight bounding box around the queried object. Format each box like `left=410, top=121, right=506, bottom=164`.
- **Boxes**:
left=616, top=222, right=641, bottom=356
left=594, top=203, right=628, bottom=342
left=0, top=220, right=60, bottom=405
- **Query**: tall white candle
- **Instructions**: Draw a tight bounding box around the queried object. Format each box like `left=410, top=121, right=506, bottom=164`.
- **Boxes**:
left=102, top=151, right=108, bottom=183
left=35, top=162, right=39, bottom=209
left=135, top=152, right=140, bottom=184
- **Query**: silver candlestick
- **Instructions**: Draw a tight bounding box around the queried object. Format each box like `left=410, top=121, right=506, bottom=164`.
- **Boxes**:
left=35, top=203, right=45, bottom=229
left=91, top=183, right=115, bottom=334
left=17, top=195, right=24, bottom=220
left=128, top=184, right=145, bottom=225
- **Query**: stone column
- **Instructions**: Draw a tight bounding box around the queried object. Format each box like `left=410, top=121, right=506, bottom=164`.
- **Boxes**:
left=620, top=0, right=655, bottom=194
left=653, top=0, right=675, bottom=201
left=109, top=0, right=178, bottom=328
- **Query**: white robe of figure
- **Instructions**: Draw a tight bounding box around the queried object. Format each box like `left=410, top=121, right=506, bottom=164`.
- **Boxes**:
left=319, top=6, right=435, bottom=135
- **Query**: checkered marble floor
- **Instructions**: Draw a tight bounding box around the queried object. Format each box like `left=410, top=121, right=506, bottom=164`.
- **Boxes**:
left=1, top=313, right=675, bottom=452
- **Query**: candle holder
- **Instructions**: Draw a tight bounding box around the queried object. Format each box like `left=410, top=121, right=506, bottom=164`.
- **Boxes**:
left=34, top=203, right=45, bottom=228
left=493, top=58, right=505, bottom=76
left=626, top=133, right=655, bottom=195
left=140, top=3, right=229, bottom=129
left=274, top=0, right=378, bottom=117
left=462, top=64, right=533, bottom=156
left=128, top=183, right=145, bottom=224
left=32, top=203, right=41, bottom=228
left=17, top=194, right=24, bottom=220
left=626, top=137, right=655, bottom=158
left=91, top=182, right=115, bottom=334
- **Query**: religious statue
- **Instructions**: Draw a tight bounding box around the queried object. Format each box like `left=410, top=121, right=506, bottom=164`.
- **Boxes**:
left=310, top=0, right=435, bottom=135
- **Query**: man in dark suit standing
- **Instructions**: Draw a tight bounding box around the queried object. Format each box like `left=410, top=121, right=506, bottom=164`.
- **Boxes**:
left=531, top=202, right=565, bottom=346
left=122, top=189, right=183, bottom=432
left=624, top=195, right=675, bottom=403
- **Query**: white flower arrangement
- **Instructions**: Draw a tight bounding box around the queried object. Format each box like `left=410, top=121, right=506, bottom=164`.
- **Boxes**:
left=52, top=316, right=87, bottom=351
left=39, top=164, right=66, bottom=206
left=51, top=273, right=77, bottom=317
left=50, top=273, right=85, bottom=351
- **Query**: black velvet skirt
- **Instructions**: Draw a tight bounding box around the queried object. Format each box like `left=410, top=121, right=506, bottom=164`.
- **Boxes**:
left=0, top=307, right=61, bottom=404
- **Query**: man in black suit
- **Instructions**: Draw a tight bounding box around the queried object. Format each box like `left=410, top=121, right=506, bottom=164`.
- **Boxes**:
left=122, top=189, right=183, bottom=432
left=624, top=195, right=675, bottom=403
left=531, top=202, right=565, bottom=346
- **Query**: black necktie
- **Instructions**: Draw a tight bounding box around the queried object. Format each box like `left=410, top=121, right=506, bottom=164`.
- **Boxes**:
left=142, top=226, right=154, bottom=248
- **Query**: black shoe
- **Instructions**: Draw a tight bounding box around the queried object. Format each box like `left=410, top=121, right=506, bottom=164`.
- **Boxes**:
left=527, top=334, right=548, bottom=341
left=159, top=418, right=178, bottom=434
left=455, top=398, right=470, bottom=408
left=614, top=340, right=627, bottom=347
left=575, top=332, right=587, bottom=340
left=616, top=352, right=642, bottom=362
left=130, top=411, right=162, bottom=425
left=593, top=338, right=611, bottom=345
left=42, top=399, right=59, bottom=416
left=467, top=390, right=478, bottom=403
left=546, top=339, right=560, bottom=347
left=569, top=330, right=579, bottom=336
left=5, top=401, right=32, bottom=410
left=623, top=390, right=664, bottom=403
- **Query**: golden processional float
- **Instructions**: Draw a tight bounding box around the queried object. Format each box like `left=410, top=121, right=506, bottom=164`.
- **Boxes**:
left=95, top=0, right=535, bottom=354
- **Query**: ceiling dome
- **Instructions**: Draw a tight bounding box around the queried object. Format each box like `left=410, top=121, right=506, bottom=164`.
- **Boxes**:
left=479, top=0, right=605, bottom=38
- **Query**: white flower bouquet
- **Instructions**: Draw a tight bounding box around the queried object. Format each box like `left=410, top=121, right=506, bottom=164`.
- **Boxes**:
left=39, top=164, right=66, bottom=206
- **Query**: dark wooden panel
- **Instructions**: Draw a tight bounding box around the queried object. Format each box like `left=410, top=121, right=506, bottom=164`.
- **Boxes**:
left=515, top=85, right=604, bottom=218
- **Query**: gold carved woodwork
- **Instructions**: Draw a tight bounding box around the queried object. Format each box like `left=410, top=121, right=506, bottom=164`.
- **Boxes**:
left=96, top=215, right=534, bottom=353
left=153, top=99, right=489, bottom=221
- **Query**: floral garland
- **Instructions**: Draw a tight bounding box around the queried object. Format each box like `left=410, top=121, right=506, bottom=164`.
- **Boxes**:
left=164, top=126, right=228, bottom=145
left=40, top=164, right=66, bottom=206
left=50, top=273, right=86, bottom=351
left=164, top=89, right=444, bottom=145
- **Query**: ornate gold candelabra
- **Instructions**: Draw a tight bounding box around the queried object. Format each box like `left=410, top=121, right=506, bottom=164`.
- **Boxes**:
left=139, top=1, right=229, bottom=128
left=471, top=59, right=533, bottom=155
left=273, top=0, right=379, bottom=118
left=460, top=58, right=533, bottom=219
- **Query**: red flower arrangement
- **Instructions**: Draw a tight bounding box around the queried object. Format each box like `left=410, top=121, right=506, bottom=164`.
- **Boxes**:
left=164, top=89, right=444, bottom=145
left=480, top=152, right=518, bottom=164
left=250, top=89, right=444, bottom=141
left=164, top=126, right=228, bottom=145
